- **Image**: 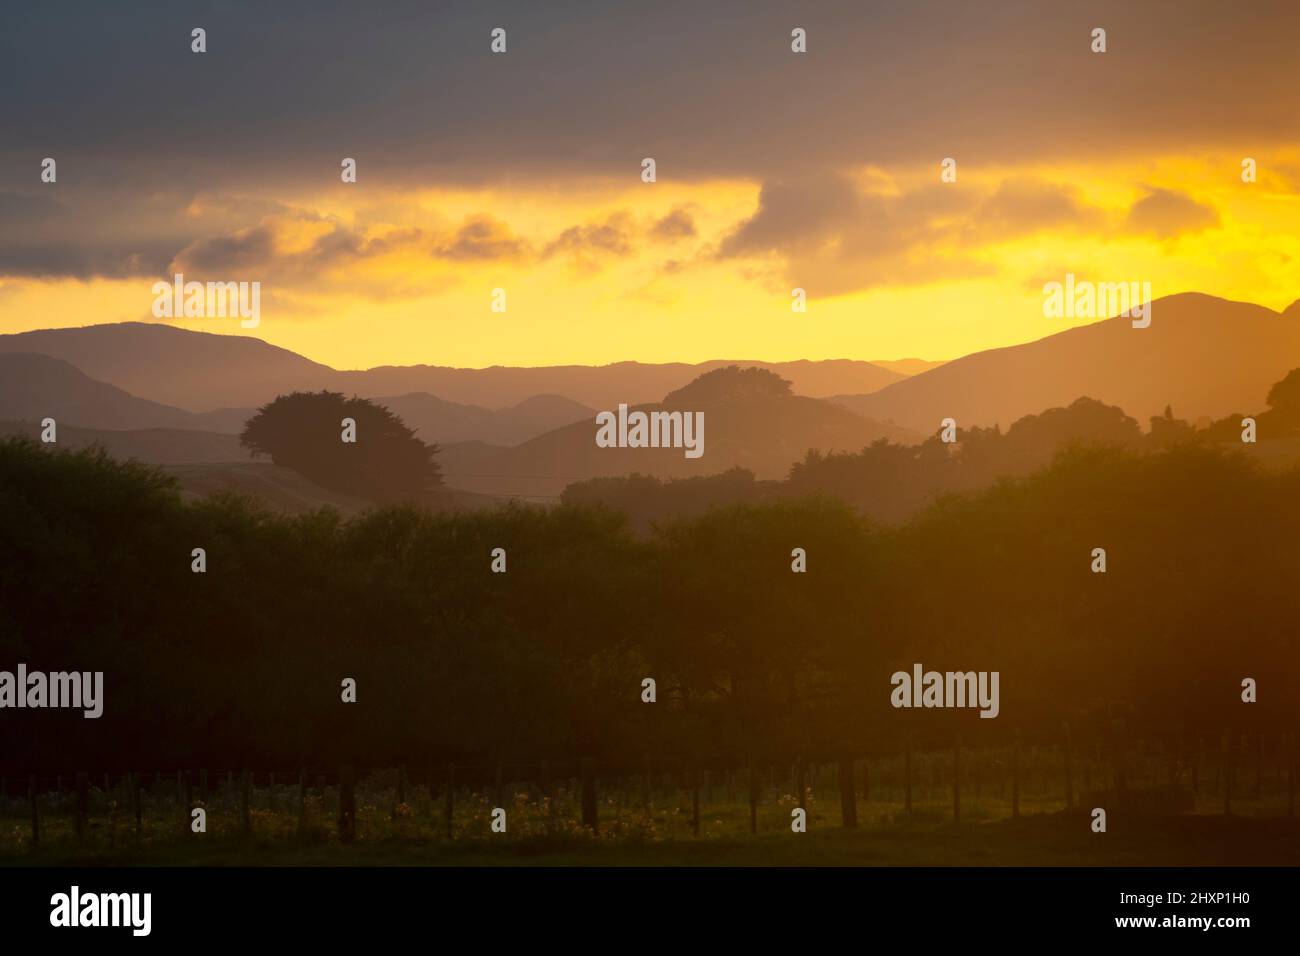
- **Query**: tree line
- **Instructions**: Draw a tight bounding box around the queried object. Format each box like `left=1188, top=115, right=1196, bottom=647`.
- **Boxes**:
left=2, top=433, right=1294, bottom=777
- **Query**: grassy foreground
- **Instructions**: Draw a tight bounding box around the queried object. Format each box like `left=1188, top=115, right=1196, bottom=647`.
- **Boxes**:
left=5, top=784, right=1297, bottom=867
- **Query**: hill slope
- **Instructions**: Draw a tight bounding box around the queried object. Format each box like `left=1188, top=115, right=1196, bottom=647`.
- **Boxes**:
left=0, top=322, right=907, bottom=411
left=0, top=353, right=198, bottom=431
left=832, top=293, right=1300, bottom=432
left=439, top=389, right=920, bottom=499
left=0, top=323, right=336, bottom=412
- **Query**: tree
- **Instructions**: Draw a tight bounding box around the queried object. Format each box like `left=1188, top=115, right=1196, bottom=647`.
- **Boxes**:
left=240, top=391, right=442, bottom=503
left=663, top=365, right=792, bottom=405
left=1264, top=368, right=1300, bottom=433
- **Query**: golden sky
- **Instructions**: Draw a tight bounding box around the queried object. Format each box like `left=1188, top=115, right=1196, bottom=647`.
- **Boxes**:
left=2, top=2, right=1299, bottom=369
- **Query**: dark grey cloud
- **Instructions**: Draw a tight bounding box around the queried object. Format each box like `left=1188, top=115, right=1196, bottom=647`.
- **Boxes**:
left=650, top=207, right=697, bottom=241
left=437, top=215, right=531, bottom=261
left=542, top=212, right=635, bottom=263
left=718, top=173, right=1107, bottom=295
left=1125, top=187, right=1220, bottom=239
left=3, top=0, right=1298, bottom=193
left=0, top=189, right=186, bottom=278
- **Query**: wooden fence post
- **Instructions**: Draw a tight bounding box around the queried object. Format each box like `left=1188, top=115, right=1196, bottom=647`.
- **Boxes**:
left=747, top=757, right=758, bottom=835
left=75, top=772, right=88, bottom=842
left=952, top=734, right=961, bottom=824
left=1063, top=722, right=1074, bottom=810
left=580, top=757, right=598, bottom=832
left=1011, top=730, right=1021, bottom=819
left=393, top=765, right=406, bottom=821
left=338, top=766, right=356, bottom=842
left=1223, top=733, right=1233, bottom=817
left=1287, top=733, right=1296, bottom=818
left=903, top=735, right=913, bottom=820
left=1255, top=733, right=1263, bottom=799
left=28, top=775, right=39, bottom=850
left=689, top=769, right=700, bottom=837
left=838, top=756, right=858, bottom=829
left=444, top=763, right=455, bottom=840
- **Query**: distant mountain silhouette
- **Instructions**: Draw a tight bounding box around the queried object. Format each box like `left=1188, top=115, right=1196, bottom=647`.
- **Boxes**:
left=333, top=358, right=908, bottom=410
left=868, top=358, right=947, bottom=376
left=831, top=293, right=1300, bottom=432
left=167, top=393, right=597, bottom=445
left=0, top=348, right=592, bottom=452
left=0, top=323, right=334, bottom=412
left=370, top=392, right=596, bottom=446
left=0, top=417, right=250, bottom=463
left=0, top=323, right=909, bottom=411
left=0, top=353, right=197, bottom=431
left=439, top=367, right=920, bottom=499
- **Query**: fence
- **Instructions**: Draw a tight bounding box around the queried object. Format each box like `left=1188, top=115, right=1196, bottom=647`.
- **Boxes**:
left=4, top=730, right=1296, bottom=852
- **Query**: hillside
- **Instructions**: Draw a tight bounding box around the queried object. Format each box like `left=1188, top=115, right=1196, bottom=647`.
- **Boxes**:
left=0, top=419, right=250, bottom=463
left=0, top=322, right=909, bottom=411
left=0, top=323, right=336, bottom=412
left=438, top=373, right=921, bottom=499
left=831, top=293, right=1300, bottom=432
left=0, top=353, right=198, bottom=431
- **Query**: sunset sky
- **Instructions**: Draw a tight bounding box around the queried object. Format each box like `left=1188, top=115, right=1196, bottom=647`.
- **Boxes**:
left=2, top=0, right=1298, bottom=370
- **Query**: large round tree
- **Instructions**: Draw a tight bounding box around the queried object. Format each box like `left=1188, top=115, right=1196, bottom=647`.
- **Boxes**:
left=240, top=391, right=442, bottom=503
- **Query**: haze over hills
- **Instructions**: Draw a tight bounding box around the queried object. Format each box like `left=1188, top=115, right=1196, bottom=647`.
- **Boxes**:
left=0, top=418, right=250, bottom=463
left=104, top=393, right=600, bottom=446
left=831, top=293, right=1300, bottom=433
left=0, top=323, right=335, bottom=413
left=0, top=353, right=198, bottom=431
left=867, top=358, right=947, bottom=376
left=10, top=292, right=1300, bottom=508
left=0, top=348, right=594, bottom=446
left=371, top=393, right=596, bottom=446
left=0, top=323, right=912, bottom=412
left=439, top=370, right=921, bottom=499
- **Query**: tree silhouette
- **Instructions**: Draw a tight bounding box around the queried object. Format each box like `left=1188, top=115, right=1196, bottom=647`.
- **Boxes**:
left=240, top=391, right=442, bottom=503
left=663, top=365, right=792, bottom=405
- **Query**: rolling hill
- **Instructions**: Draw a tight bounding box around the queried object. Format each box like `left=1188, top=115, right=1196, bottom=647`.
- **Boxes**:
left=437, top=375, right=921, bottom=499
left=0, top=322, right=911, bottom=411
left=0, top=353, right=198, bottom=431
left=0, top=323, right=335, bottom=412
left=831, top=293, right=1300, bottom=433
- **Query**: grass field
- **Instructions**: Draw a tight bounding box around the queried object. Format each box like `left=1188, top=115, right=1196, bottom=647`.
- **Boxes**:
left=5, top=751, right=1297, bottom=866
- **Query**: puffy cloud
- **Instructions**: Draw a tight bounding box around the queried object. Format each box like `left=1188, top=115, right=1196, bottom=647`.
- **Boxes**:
left=650, top=207, right=698, bottom=241
left=543, top=212, right=636, bottom=261
left=1125, top=187, right=1220, bottom=239
left=435, top=215, right=532, bottom=261
left=718, top=174, right=1106, bottom=295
